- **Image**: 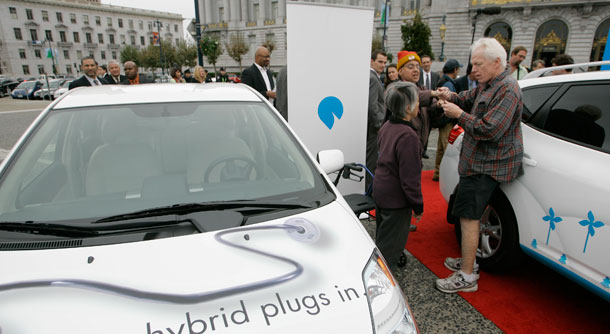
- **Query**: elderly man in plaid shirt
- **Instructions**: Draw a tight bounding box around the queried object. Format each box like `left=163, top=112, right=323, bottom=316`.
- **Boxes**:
left=434, top=38, right=524, bottom=293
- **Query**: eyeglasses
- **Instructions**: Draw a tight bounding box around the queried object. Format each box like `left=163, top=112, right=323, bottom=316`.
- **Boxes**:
left=405, top=64, right=420, bottom=70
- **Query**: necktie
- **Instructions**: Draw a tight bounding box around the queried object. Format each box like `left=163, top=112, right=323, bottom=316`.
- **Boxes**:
left=425, top=73, right=430, bottom=90
left=93, top=79, right=99, bottom=86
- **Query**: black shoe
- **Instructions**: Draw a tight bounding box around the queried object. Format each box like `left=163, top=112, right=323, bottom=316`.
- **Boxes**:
left=397, top=253, right=408, bottom=268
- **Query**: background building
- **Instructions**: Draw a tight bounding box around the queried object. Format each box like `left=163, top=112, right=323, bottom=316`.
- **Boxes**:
left=0, top=0, right=184, bottom=78
left=194, top=0, right=610, bottom=74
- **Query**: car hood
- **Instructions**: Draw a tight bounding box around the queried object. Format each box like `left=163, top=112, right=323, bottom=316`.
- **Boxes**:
left=0, top=201, right=376, bottom=333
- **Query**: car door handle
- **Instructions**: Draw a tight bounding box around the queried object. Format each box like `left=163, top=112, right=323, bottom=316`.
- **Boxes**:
left=522, top=153, right=537, bottom=167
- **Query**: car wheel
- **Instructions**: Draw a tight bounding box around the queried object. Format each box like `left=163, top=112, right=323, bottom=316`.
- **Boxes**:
left=453, top=190, right=522, bottom=271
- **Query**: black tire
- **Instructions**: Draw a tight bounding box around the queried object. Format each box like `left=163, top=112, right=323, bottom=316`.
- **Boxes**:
left=453, top=190, right=522, bottom=271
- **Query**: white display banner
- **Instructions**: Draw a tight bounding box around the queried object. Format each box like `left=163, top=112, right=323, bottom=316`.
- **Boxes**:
left=287, top=2, right=374, bottom=196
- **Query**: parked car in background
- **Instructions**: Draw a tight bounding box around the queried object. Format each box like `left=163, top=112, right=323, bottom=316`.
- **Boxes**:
left=10, top=80, right=43, bottom=99
left=33, top=79, right=65, bottom=100
left=228, top=73, right=241, bottom=83
left=0, top=78, right=20, bottom=97
left=0, top=83, right=418, bottom=333
left=53, top=80, right=72, bottom=100
left=439, top=61, right=610, bottom=302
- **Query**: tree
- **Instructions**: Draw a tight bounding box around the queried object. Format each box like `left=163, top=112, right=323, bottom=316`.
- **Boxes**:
left=160, top=40, right=178, bottom=71
left=140, top=44, right=161, bottom=72
left=120, top=45, right=141, bottom=65
left=262, top=37, right=276, bottom=55
left=225, top=32, right=249, bottom=73
left=201, top=32, right=223, bottom=74
left=401, top=13, right=434, bottom=59
left=175, top=40, right=198, bottom=68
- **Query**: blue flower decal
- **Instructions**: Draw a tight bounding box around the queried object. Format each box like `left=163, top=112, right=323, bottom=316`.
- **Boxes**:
left=578, top=211, right=605, bottom=253
left=543, top=208, right=562, bottom=245
left=531, top=239, right=538, bottom=249
left=602, top=277, right=610, bottom=289
left=559, top=254, right=567, bottom=265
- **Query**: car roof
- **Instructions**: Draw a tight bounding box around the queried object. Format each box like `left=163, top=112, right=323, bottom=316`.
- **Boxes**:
left=52, top=83, right=263, bottom=109
left=519, top=70, right=610, bottom=89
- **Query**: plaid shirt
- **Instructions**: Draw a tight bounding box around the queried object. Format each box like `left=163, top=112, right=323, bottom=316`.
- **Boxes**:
left=450, top=69, right=523, bottom=182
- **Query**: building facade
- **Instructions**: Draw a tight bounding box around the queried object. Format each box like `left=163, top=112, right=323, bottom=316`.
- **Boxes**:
left=0, top=0, right=184, bottom=77
left=195, top=0, right=610, bottom=74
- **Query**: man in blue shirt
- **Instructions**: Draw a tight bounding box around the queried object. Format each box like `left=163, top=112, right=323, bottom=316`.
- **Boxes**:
left=432, top=59, right=462, bottom=181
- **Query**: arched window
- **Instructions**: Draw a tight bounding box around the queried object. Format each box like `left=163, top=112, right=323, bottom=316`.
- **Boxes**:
left=533, top=19, right=569, bottom=67
left=590, top=18, right=610, bottom=62
left=484, top=21, right=512, bottom=56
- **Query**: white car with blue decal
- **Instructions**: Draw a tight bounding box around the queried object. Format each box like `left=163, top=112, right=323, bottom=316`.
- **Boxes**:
left=439, top=61, right=610, bottom=302
left=0, top=84, right=418, bottom=333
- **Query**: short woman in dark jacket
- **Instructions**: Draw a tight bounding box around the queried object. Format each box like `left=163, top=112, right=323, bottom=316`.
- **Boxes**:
left=373, top=81, right=424, bottom=271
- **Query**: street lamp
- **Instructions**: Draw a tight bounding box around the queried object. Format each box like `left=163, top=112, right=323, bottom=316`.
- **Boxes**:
left=468, top=6, right=501, bottom=64
left=154, top=19, right=165, bottom=75
left=194, top=0, right=203, bottom=66
left=381, top=0, right=391, bottom=51
left=439, top=15, right=446, bottom=61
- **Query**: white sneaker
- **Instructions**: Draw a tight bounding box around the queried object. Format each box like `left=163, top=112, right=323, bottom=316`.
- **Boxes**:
left=435, top=271, right=478, bottom=293
left=443, top=257, right=480, bottom=279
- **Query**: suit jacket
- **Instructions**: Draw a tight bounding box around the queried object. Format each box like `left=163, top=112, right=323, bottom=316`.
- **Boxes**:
left=275, top=65, right=288, bottom=120
left=120, top=74, right=154, bottom=85
left=69, top=75, right=105, bottom=90
left=418, top=70, right=440, bottom=90
left=241, top=63, right=275, bottom=100
left=103, top=73, right=127, bottom=85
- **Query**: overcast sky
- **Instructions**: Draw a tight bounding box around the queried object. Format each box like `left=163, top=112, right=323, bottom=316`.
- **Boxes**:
left=102, top=0, right=196, bottom=39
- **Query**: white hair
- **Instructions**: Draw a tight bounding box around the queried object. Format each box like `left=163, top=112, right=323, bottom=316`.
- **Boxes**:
left=471, top=38, right=507, bottom=68
left=107, top=60, right=120, bottom=66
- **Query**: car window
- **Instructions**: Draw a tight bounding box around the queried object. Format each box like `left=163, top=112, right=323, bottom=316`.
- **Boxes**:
left=0, top=102, right=331, bottom=223
left=521, top=85, right=558, bottom=120
left=540, top=83, right=609, bottom=150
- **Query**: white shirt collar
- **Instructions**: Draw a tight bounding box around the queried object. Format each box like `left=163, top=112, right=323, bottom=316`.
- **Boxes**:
left=85, top=75, right=101, bottom=86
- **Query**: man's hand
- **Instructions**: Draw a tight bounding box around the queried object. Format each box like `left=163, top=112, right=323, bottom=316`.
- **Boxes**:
left=267, top=91, right=277, bottom=99
left=439, top=100, right=464, bottom=119
left=436, top=87, right=453, bottom=100
left=413, top=213, right=423, bottom=223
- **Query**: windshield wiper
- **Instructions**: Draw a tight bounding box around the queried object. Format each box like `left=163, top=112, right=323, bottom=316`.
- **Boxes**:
left=0, top=222, right=100, bottom=237
left=94, top=200, right=313, bottom=224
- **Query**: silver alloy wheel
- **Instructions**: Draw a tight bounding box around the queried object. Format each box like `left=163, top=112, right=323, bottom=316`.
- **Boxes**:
left=477, top=205, right=503, bottom=259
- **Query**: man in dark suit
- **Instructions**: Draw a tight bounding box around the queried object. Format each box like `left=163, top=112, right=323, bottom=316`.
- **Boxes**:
left=69, top=56, right=106, bottom=90
left=417, top=55, right=440, bottom=90
left=120, top=61, right=154, bottom=85
left=455, top=63, right=477, bottom=94
left=366, top=50, right=387, bottom=190
left=417, top=54, right=440, bottom=159
left=241, top=46, right=276, bottom=101
left=102, top=60, right=126, bottom=84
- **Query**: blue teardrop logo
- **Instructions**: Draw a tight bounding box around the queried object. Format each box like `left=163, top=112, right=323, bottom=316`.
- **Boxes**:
left=318, top=96, right=343, bottom=130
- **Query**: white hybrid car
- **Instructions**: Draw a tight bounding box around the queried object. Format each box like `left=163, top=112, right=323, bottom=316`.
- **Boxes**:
left=0, top=84, right=417, bottom=333
left=439, top=63, right=610, bottom=302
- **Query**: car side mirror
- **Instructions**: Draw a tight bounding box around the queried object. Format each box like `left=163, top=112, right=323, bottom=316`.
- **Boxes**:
left=316, top=149, right=344, bottom=174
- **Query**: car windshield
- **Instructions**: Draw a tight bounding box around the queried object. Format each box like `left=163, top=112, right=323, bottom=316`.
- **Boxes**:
left=16, top=81, right=38, bottom=89
left=0, top=101, right=330, bottom=224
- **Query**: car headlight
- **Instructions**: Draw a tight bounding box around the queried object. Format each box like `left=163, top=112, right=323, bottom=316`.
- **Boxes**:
left=362, top=250, right=418, bottom=334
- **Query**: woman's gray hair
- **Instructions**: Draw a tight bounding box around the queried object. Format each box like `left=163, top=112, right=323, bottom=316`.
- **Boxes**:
left=384, top=81, right=419, bottom=119
left=471, top=37, right=507, bottom=68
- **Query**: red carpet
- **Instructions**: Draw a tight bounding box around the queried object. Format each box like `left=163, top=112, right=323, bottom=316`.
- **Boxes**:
left=407, top=170, right=610, bottom=334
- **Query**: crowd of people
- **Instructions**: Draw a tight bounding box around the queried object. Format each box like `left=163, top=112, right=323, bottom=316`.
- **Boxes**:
left=364, top=37, right=578, bottom=294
